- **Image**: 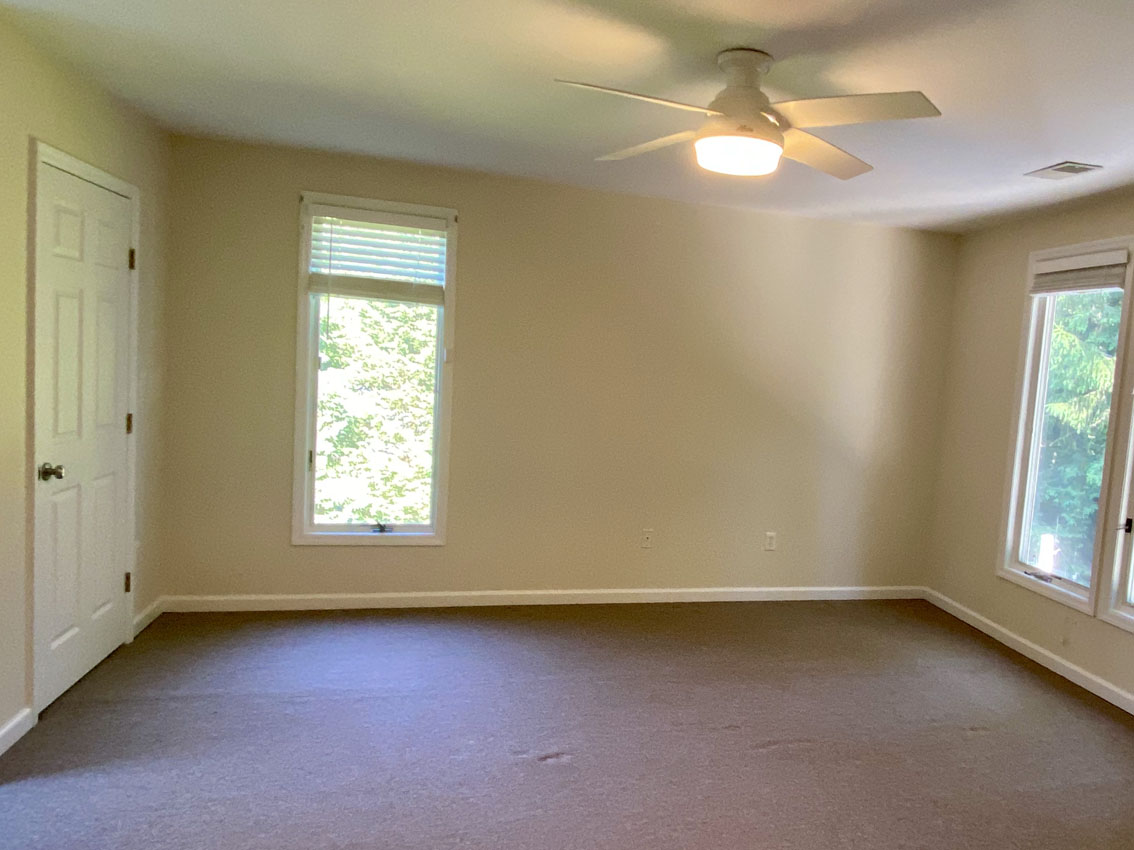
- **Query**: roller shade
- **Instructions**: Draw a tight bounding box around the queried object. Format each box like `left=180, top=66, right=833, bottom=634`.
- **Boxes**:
left=1032, top=248, right=1129, bottom=294
left=307, top=209, right=448, bottom=305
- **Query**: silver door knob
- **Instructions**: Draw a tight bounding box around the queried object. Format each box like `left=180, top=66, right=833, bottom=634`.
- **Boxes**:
left=38, top=463, right=65, bottom=481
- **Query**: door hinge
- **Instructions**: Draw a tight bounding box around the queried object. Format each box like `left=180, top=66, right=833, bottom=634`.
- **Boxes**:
left=128, top=248, right=136, bottom=270
left=126, top=412, right=134, bottom=434
left=124, top=572, right=132, bottom=593
left=1124, top=517, right=1132, bottom=534
left=308, top=450, right=314, bottom=470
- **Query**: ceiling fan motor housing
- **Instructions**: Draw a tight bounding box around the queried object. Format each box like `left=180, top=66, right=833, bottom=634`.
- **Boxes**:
left=698, top=48, right=783, bottom=147
left=697, top=103, right=783, bottom=149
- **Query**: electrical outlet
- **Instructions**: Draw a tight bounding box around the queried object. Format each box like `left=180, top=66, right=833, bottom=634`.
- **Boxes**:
left=640, top=529, right=655, bottom=549
left=764, top=531, right=777, bottom=551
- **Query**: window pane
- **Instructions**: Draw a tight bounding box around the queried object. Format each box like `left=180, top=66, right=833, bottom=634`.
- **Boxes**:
left=1022, top=288, right=1123, bottom=585
left=313, top=294, right=438, bottom=526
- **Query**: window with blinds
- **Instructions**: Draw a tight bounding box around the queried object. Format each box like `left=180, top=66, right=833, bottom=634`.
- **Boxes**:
left=1005, top=240, right=1134, bottom=616
left=293, top=196, right=456, bottom=545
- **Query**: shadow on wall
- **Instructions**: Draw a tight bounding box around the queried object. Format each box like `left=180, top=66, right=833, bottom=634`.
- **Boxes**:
left=566, top=0, right=1023, bottom=95
left=473, top=192, right=953, bottom=588
left=634, top=214, right=952, bottom=587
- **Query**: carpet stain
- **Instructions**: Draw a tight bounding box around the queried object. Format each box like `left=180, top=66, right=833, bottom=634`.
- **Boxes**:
left=535, top=751, right=571, bottom=763
left=749, top=738, right=816, bottom=752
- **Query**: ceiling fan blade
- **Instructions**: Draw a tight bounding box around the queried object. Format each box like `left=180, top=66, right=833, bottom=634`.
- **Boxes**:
left=781, top=129, right=873, bottom=180
left=773, top=91, right=939, bottom=128
left=556, top=80, right=721, bottom=115
left=597, top=130, right=698, bottom=162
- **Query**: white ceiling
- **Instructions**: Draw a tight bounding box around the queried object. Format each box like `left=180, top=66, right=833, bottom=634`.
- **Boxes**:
left=7, top=0, right=1134, bottom=230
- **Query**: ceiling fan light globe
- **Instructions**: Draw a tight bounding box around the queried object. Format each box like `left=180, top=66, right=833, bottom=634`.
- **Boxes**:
left=694, top=134, right=783, bottom=176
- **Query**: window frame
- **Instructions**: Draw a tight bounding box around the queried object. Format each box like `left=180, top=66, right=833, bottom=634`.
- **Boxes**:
left=1000, top=236, right=1134, bottom=628
left=291, top=192, right=457, bottom=546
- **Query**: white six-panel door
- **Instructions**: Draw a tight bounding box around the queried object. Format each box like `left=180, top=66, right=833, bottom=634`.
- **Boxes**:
left=34, top=159, right=132, bottom=711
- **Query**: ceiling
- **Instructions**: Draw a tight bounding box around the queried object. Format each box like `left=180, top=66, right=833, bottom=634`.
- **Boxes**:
left=6, top=0, right=1134, bottom=230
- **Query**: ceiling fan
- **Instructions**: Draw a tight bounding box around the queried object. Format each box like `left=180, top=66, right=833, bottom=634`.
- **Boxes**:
left=556, top=48, right=940, bottom=180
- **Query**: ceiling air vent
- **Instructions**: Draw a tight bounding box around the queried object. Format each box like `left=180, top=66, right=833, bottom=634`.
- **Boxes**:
left=1026, top=161, right=1103, bottom=180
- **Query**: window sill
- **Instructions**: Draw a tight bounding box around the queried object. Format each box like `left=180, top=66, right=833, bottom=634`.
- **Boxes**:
left=996, top=563, right=1093, bottom=613
left=292, top=530, right=444, bottom=547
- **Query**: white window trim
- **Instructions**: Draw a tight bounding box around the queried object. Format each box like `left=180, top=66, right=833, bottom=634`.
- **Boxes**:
left=291, top=192, right=457, bottom=546
left=999, top=236, right=1134, bottom=629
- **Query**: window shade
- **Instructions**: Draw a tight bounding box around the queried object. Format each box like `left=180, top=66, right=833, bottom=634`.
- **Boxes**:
left=308, top=211, right=447, bottom=305
left=1032, top=248, right=1129, bottom=294
left=1032, top=264, right=1128, bottom=294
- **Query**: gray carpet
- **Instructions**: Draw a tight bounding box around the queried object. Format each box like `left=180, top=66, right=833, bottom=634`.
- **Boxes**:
left=2, top=601, right=1133, bottom=849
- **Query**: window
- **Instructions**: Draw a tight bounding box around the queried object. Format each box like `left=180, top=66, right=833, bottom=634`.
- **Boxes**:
left=292, top=194, right=456, bottom=545
left=1003, top=239, right=1134, bottom=628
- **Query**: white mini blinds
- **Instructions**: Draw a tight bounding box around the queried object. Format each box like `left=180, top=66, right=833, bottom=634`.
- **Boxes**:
left=1030, top=248, right=1129, bottom=294
left=307, top=205, right=448, bottom=306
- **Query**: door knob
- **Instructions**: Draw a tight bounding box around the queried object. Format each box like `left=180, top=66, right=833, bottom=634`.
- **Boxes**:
left=38, top=463, right=65, bottom=481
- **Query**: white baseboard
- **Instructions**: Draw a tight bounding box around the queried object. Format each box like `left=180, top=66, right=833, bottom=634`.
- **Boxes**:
left=0, top=708, right=35, bottom=759
left=132, top=596, right=165, bottom=637
left=160, top=585, right=926, bottom=612
left=923, top=588, right=1134, bottom=716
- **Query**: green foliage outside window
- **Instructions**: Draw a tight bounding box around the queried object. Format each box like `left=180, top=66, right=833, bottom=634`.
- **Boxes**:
left=1024, top=288, right=1123, bottom=585
left=313, top=294, right=438, bottom=526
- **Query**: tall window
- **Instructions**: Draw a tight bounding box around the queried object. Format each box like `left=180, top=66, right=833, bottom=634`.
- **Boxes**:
left=1004, top=240, right=1134, bottom=629
left=293, top=195, right=455, bottom=544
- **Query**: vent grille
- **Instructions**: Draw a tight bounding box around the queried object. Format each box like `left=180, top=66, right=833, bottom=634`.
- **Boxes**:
left=1026, top=161, right=1103, bottom=180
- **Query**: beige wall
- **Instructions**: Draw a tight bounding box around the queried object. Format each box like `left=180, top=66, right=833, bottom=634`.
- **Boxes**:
left=929, top=187, right=1134, bottom=696
left=0, top=14, right=170, bottom=725
left=4, top=0, right=1133, bottom=751
left=162, top=136, right=957, bottom=599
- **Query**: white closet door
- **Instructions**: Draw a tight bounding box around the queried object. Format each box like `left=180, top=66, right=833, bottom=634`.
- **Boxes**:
left=34, top=161, right=131, bottom=710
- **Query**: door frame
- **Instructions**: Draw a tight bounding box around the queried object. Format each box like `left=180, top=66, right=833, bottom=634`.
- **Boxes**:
left=28, top=141, right=141, bottom=709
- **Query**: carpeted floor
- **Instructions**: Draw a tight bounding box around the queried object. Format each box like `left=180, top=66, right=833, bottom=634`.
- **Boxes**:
left=1, top=600, right=1133, bottom=849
